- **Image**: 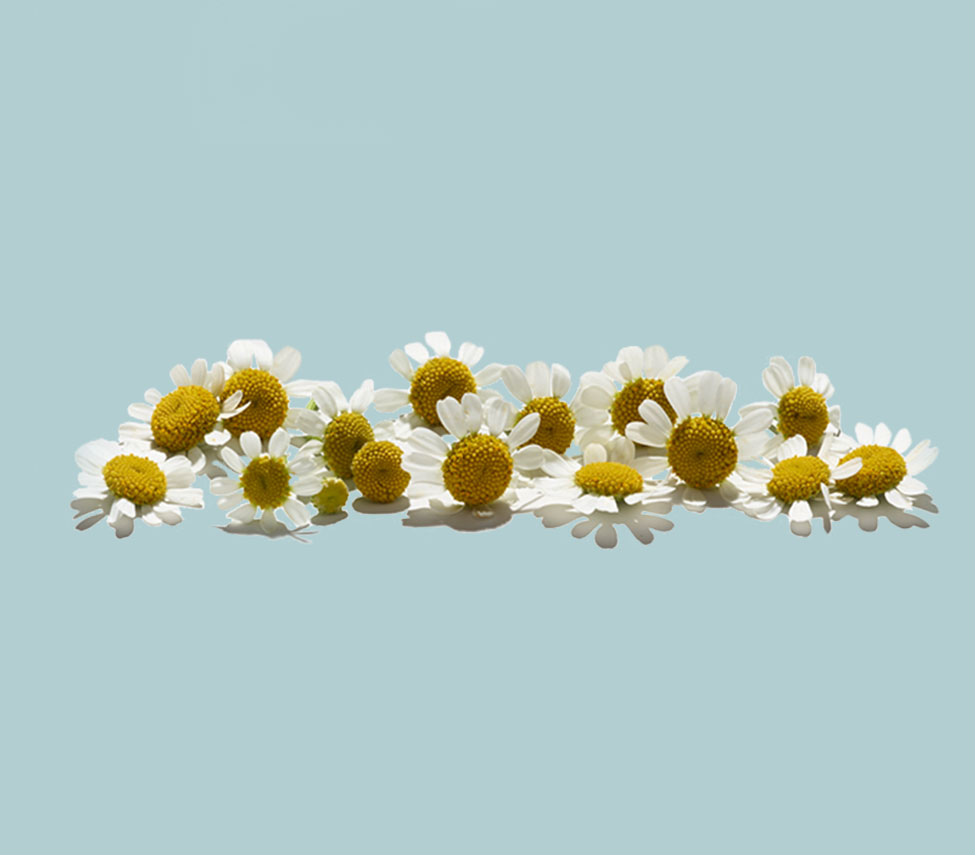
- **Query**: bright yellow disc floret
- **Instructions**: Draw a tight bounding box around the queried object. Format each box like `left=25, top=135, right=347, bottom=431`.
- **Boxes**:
left=834, top=445, right=907, bottom=498
left=351, top=441, right=411, bottom=503
left=667, top=416, right=739, bottom=489
left=574, top=461, right=643, bottom=499
left=515, top=397, right=575, bottom=453
left=767, top=455, right=831, bottom=503
left=408, top=357, right=477, bottom=427
left=150, top=385, right=221, bottom=452
left=321, top=412, right=375, bottom=479
left=220, top=369, right=289, bottom=440
left=777, top=386, right=830, bottom=447
left=102, top=455, right=167, bottom=505
left=312, top=477, right=349, bottom=515
left=611, top=378, right=676, bottom=435
left=240, top=456, right=291, bottom=509
left=441, top=434, right=513, bottom=506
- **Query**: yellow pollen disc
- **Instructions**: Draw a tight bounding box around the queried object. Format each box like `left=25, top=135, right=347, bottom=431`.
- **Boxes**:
left=322, top=412, right=375, bottom=479
left=611, top=378, right=676, bottom=435
left=667, top=416, right=738, bottom=489
left=777, top=386, right=830, bottom=447
left=220, top=369, right=289, bottom=440
left=767, top=455, right=831, bottom=503
left=408, top=356, right=477, bottom=427
left=312, top=477, right=349, bottom=515
left=574, top=461, right=643, bottom=499
left=441, top=434, right=513, bottom=506
left=102, top=455, right=167, bottom=505
left=239, top=456, right=291, bottom=509
left=150, top=385, right=221, bottom=452
left=834, top=444, right=907, bottom=498
left=515, top=397, right=575, bottom=453
left=351, top=441, right=411, bottom=503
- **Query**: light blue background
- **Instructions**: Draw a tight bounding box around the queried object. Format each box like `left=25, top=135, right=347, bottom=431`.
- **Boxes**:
left=2, top=1, right=970, bottom=852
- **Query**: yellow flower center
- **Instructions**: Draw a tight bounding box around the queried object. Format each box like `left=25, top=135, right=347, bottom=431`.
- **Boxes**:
left=150, top=385, right=221, bottom=452
left=834, top=445, right=907, bottom=498
left=777, top=386, right=829, bottom=447
left=220, top=369, right=289, bottom=440
left=611, top=378, right=676, bottom=436
left=573, top=461, right=643, bottom=499
left=767, top=455, right=831, bottom=503
left=322, top=412, right=375, bottom=479
left=408, top=356, right=477, bottom=427
left=240, top=456, right=291, bottom=509
left=102, top=454, right=167, bottom=505
left=515, top=397, right=575, bottom=453
left=667, top=416, right=738, bottom=489
left=441, top=434, right=513, bottom=506
left=351, top=441, right=411, bottom=503
left=312, top=477, right=349, bottom=515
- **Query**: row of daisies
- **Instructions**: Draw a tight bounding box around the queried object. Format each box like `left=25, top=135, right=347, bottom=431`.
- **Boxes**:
left=72, top=334, right=938, bottom=545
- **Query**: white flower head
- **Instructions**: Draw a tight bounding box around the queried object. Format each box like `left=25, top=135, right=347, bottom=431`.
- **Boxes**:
left=500, top=361, right=583, bottom=455
left=290, top=379, right=376, bottom=479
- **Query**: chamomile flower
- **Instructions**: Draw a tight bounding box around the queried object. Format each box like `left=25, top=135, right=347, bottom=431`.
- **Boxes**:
left=734, top=434, right=862, bottom=536
left=373, top=332, right=504, bottom=433
left=501, top=361, right=586, bottom=454
left=575, top=345, right=689, bottom=449
left=402, top=393, right=542, bottom=512
left=624, top=370, right=776, bottom=511
left=211, top=427, right=325, bottom=532
left=351, top=441, right=411, bottom=504
left=290, top=379, right=376, bottom=479
left=740, top=356, right=840, bottom=449
left=71, top=440, right=204, bottom=538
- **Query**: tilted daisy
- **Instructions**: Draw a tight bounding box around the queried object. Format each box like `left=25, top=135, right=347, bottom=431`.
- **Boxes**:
left=501, top=361, right=587, bottom=455
left=290, top=379, right=376, bottom=479
left=575, top=345, right=689, bottom=449
left=71, top=439, right=204, bottom=538
left=625, top=370, right=776, bottom=511
left=211, top=427, right=325, bottom=532
left=351, top=440, right=412, bottom=504
left=402, top=393, right=542, bottom=512
left=373, top=331, right=504, bottom=432
left=740, top=356, right=840, bottom=450
left=734, top=434, right=862, bottom=536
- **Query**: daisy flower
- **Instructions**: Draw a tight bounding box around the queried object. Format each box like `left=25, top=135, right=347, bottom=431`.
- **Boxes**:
left=624, top=370, right=776, bottom=511
left=290, top=379, right=376, bottom=479
left=740, top=356, right=840, bottom=450
left=71, top=439, right=204, bottom=538
left=575, top=345, right=689, bottom=449
left=351, top=440, right=412, bottom=504
left=501, top=361, right=590, bottom=454
left=402, top=393, right=542, bottom=513
left=734, top=434, right=862, bottom=536
left=210, top=427, right=325, bottom=532
left=373, top=331, right=504, bottom=432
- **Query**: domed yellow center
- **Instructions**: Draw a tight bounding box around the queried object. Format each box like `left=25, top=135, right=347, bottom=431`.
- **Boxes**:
left=240, top=456, right=291, bottom=509
left=322, top=412, right=375, bottom=479
left=351, top=441, right=411, bottom=503
left=611, top=378, right=676, bottom=436
left=574, top=461, right=643, bottom=499
left=516, top=397, right=575, bottom=453
left=834, top=445, right=907, bottom=498
left=102, top=454, right=167, bottom=505
left=408, top=356, right=477, bottom=426
left=777, top=386, right=829, bottom=447
left=667, top=416, right=738, bottom=489
left=150, top=385, right=221, bottom=452
left=441, top=434, right=513, bottom=506
left=311, top=477, right=349, bottom=515
left=767, top=455, right=831, bottom=503
left=220, top=369, right=289, bottom=440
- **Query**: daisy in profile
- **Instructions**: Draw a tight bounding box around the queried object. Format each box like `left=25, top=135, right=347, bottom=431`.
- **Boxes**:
left=739, top=356, right=840, bottom=450
left=71, top=439, right=204, bottom=538
left=210, top=427, right=325, bottom=532
left=290, top=379, right=376, bottom=479
left=402, top=393, right=542, bottom=514
left=351, top=440, right=411, bottom=504
left=624, top=370, right=776, bottom=511
left=734, top=434, right=862, bottom=536
left=575, top=345, right=689, bottom=449
left=501, top=361, right=591, bottom=454
left=373, top=331, right=504, bottom=433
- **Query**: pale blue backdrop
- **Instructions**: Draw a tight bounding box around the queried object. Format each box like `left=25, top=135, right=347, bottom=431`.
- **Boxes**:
left=2, top=1, right=970, bottom=852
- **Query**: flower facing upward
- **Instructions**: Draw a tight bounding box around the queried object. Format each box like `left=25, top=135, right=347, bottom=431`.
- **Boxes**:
left=290, top=379, right=376, bottom=479
left=501, top=361, right=582, bottom=454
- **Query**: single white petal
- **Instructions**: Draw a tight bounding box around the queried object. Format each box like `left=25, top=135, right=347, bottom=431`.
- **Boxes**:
left=170, top=363, right=191, bottom=387
left=348, top=379, right=374, bottom=413
left=507, top=412, right=540, bottom=448
left=268, top=427, right=290, bottom=457
left=502, top=365, right=533, bottom=404
left=425, top=331, right=451, bottom=357
left=404, top=342, right=430, bottom=364
left=831, top=459, right=861, bottom=480
left=474, top=363, right=504, bottom=386
left=854, top=423, right=873, bottom=445
left=457, top=341, right=484, bottom=367
left=461, top=392, right=483, bottom=435
left=526, top=362, right=551, bottom=398
left=284, top=498, right=312, bottom=526
left=437, top=397, right=469, bottom=438
left=695, top=370, right=720, bottom=417
left=513, top=446, right=543, bottom=470
left=220, top=447, right=244, bottom=473
left=733, top=409, right=773, bottom=436
left=789, top=499, right=813, bottom=522
left=663, top=376, right=692, bottom=421
left=240, top=431, right=262, bottom=459
left=228, top=503, right=256, bottom=523
left=892, top=428, right=912, bottom=454
left=550, top=363, right=571, bottom=399
left=874, top=423, right=892, bottom=447
left=715, top=378, right=736, bottom=421
left=797, top=356, right=816, bottom=386
left=374, top=388, right=411, bottom=412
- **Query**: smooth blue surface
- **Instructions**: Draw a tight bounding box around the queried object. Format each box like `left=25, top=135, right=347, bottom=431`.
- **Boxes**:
left=3, top=1, right=971, bottom=852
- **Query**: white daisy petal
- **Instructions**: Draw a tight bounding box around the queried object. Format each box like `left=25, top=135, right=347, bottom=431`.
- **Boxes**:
left=874, top=423, right=892, bottom=447
left=502, top=366, right=533, bottom=404
left=663, top=376, right=692, bottom=421
left=240, top=431, right=262, bottom=459
left=526, top=362, right=551, bottom=398
left=551, top=363, right=571, bottom=399
left=457, top=342, right=484, bottom=367
left=436, top=397, right=469, bottom=439
left=507, top=412, right=540, bottom=448
left=425, top=331, right=451, bottom=357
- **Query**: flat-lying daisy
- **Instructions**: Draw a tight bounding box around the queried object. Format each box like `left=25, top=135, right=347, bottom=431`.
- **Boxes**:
left=290, top=379, right=376, bottom=479
left=501, top=361, right=588, bottom=454
left=71, top=440, right=204, bottom=538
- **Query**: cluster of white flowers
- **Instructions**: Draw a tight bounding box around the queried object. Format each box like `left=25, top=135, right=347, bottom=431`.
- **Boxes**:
left=72, top=335, right=938, bottom=546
